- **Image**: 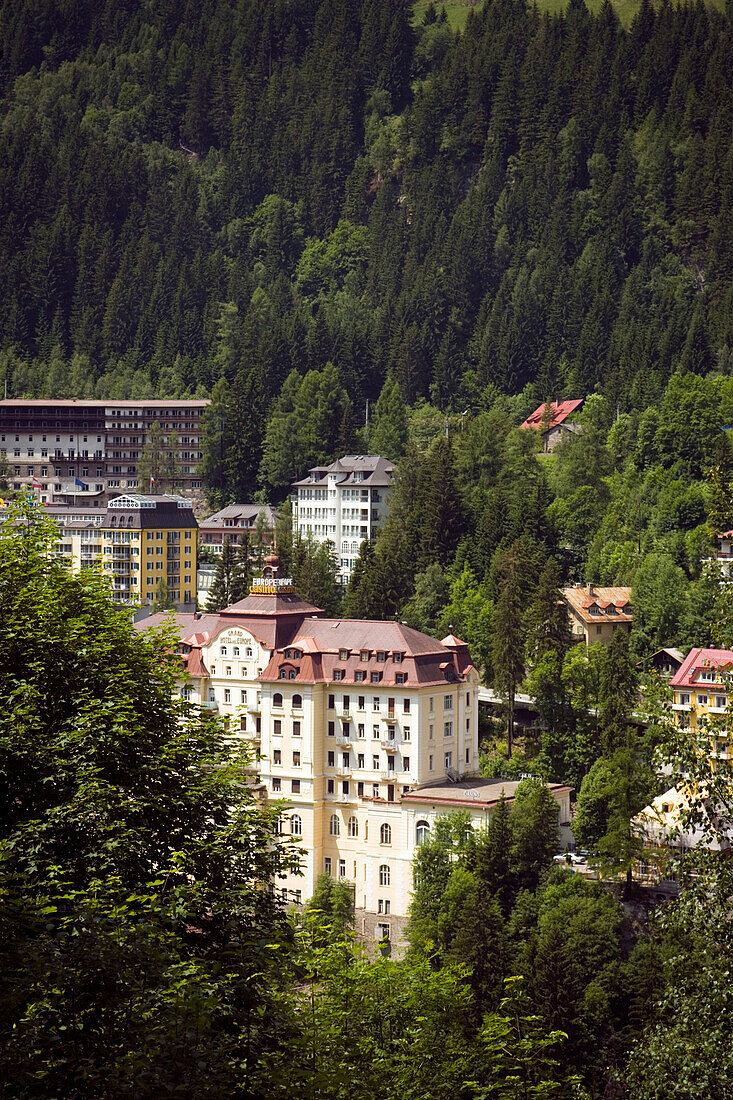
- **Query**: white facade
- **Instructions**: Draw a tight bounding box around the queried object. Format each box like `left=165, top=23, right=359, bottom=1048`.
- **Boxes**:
left=292, top=456, right=394, bottom=582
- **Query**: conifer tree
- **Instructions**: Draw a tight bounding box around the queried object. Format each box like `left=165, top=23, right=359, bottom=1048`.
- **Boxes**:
left=367, top=374, right=408, bottom=460
left=491, top=543, right=526, bottom=758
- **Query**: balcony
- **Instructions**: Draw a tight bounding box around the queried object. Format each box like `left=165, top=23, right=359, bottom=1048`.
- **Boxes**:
left=248, top=701, right=261, bottom=714
left=380, top=770, right=396, bottom=781
left=202, top=700, right=219, bottom=711
left=707, top=705, right=728, bottom=715
left=336, top=734, right=351, bottom=747
left=381, top=712, right=397, bottom=723
left=381, top=739, right=397, bottom=751
left=671, top=702, right=691, bottom=711
left=339, top=708, right=351, bottom=720
left=337, top=766, right=352, bottom=777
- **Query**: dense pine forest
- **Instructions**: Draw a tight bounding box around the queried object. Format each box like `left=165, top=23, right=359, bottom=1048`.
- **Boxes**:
left=1, top=0, right=731, bottom=422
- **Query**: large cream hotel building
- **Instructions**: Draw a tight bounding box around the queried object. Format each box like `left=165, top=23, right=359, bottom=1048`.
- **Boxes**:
left=138, top=567, right=571, bottom=945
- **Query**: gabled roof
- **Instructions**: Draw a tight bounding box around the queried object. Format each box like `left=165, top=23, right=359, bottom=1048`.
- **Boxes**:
left=521, top=399, right=584, bottom=432
left=199, top=504, right=279, bottom=528
left=671, top=647, right=733, bottom=689
left=562, top=585, right=632, bottom=624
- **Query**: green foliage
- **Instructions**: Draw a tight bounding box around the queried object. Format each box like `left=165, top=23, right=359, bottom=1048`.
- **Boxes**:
left=0, top=500, right=294, bottom=1093
left=206, top=536, right=251, bottom=611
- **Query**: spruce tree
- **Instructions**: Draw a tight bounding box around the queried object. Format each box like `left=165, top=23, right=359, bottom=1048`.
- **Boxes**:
left=491, top=543, right=526, bottom=758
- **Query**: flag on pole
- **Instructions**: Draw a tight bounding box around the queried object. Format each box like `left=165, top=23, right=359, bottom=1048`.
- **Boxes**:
left=31, top=476, right=42, bottom=489
left=150, top=476, right=156, bottom=490
left=74, top=477, right=88, bottom=490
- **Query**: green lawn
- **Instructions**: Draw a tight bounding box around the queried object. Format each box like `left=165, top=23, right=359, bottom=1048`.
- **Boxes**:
left=411, top=0, right=725, bottom=31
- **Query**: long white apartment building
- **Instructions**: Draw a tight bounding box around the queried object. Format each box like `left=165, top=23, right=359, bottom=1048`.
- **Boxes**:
left=292, top=455, right=394, bottom=582
left=137, top=565, right=571, bottom=948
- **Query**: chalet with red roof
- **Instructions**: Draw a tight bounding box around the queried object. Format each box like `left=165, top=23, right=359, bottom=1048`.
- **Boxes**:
left=670, top=648, right=733, bottom=758
left=521, top=399, right=584, bottom=452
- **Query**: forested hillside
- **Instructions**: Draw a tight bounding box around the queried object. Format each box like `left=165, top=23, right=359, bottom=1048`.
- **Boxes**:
left=1, top=0, right=731, bottom=436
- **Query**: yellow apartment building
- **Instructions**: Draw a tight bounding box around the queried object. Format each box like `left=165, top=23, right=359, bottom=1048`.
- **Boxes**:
left=52, top=494, right=197, bottom=610
left=670, top=646, right=733, bottom=760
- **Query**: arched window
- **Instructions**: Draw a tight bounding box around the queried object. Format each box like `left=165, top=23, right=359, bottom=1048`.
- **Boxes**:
left=246, top=647, right=253, bottom=657
left=330, top=814, right=340, bottom=836
left=379, top=864, right=390, bottom=886
left=416, top=820, right=430, bottom=846
left=348, top=816, right=358, bottom=837
left=380, top=823, right=391, bottom=845
left=220, top=646, right=227, bottom=656
left=291, top=814, right=302, bottom=837
left=288, top=669, right=296, bottom=680
left=292, top=694, right=303, bottom=709
left=273, top=693, right=283, bottom=708
left=233, top=646, right=240, bottom=656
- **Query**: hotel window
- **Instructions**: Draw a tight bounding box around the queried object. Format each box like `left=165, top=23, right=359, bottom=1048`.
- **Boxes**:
left=358, top=723, right=365, bottom=738
left=357, top=781, right=364, bottom=796
left=680, top=693, right=690, bottom=705
left=327, top=779, right=335, bottom=794
left=338, top=859, right=346, bottom=878
left=716, top=696, right=727, bottom=708
left=377, top=923, right=390, bottom=941
left=224, top=689, right=231, bottom=702
left=333, top=669, right=344, bottom=682
left=272, top=777, right=281, bottom=792
left=274, top=720, right=282, bottom=735
left=358, top=696, right=365, bottom=709
left=360, top=650, right=370, bottom=661
left=380, top=823, right=391, bottom=845
left=324, top=858, right=332, bottom=875
left=444, top=751, right=452, bottom=770
left=355, top=670, right=366, bottom=682
left=273, top=750, right=282, bottom=765
left=291, top=814, right=302, bottom=836
left=403, top=756, right=410, bottom=771
left=403, top=726, right=411, bottom=741
left=233, top=646, right=239, bottom=656
left=697, top=694, right=709, bottom=705
left=220, top=646, right=227, bottom=656
left=328, top=751, right=335, bottom=766
left=291, top=779, right=301, bottom=793
left=416, top=820, right=430, bottom=845
left=328, top=694, right=335, bottom=708
left=328, top=721, right=335, bottom=736
left=330, top=814, right=340, bottom=836
left=371, top=672, right=381, bottom=683
left=358, top=753, right=365, bottom=768
left=377, top=899, right=391, bottom=914
left=372, top=724, right=380, bottom=738
left=225, top=666, right=231, bottom=676
left=348, top=815, right=359, bottom=837
left=293, top=721, right=301, bottom=736
left=292, top=751, right=301, bottom=767
left=342, top=780, right=350, bottom=795
left=429, top=754, right=433, bottom=770
left=293, top=694, right=303, bottom=708
left=379, top=863, right=390, bottom=885
left=339, top=649, right=349, bottom=660
left=372, top=783, right=380, bottom=797
left=444, top=721, right=453, bottom=737
left=372, top=754, right=380, bottom=769
left=444, top=695, right=453, bottom=710
left=377, top=651, right=386, bottom=662
left=241, top=689, right=247, bottom=703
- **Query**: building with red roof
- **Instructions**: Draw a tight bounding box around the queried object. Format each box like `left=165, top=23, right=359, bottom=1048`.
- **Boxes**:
left=520, top=399, right=584, bottom=452
left=670, top=648, right=733, bottom=760
left=561, top=583, right=632, bottom=645
left=135, top=569, right=494, bottom=948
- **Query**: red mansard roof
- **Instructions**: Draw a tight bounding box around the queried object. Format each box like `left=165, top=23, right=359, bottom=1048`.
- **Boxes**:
left=521, top=399, right=584, bottom=432
left=671, top=647, right=733, bottom=690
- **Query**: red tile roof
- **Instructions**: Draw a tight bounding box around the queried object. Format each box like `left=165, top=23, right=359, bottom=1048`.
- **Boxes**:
left=670, top=647, right=733, bottom=689
left=521, top=399, right=584, bottom=432
left=402, top=779, right=572, bottom=810
left=562, top=585, right=632, bottom=624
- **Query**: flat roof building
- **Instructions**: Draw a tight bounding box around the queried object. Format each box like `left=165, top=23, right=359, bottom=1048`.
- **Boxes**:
left=0, top=398, right=209, bottom=506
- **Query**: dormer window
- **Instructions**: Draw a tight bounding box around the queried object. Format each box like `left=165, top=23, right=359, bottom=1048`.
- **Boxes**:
left=360, top=650, right=370, bottom=661
left=376, top=651, right=387, bottom=662
left=339, top=649, right=349, bottom=661
left=333, top=669, right=345, bottom=682
left=699, top=670, right=715, bottom=682
left=393, top=652, right=404, bottom=664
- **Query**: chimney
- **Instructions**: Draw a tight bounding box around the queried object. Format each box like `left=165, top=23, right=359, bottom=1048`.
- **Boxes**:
left=194, top=611, right=202, bottom=620
left=586, top=583, right=595, bottom=596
